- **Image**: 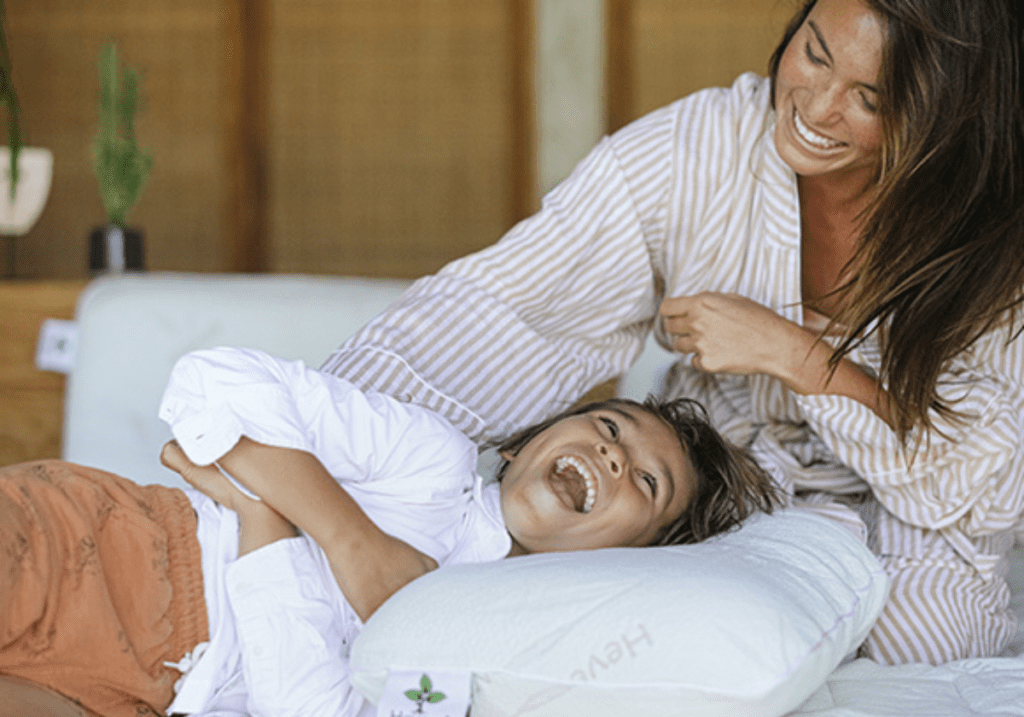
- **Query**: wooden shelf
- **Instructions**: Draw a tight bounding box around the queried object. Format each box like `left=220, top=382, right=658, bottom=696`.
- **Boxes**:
left=0, top=280, right=89, bottom=465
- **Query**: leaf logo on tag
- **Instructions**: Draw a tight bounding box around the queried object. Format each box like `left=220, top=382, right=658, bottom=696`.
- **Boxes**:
left=403, top=673, right=447, bottom=713
left=378, top=668, right=468, bottom=717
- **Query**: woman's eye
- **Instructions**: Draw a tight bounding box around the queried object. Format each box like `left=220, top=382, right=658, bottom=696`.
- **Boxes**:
left=600, top=416, right=619, bottom=439
left=860, top=91, right=878, bottom=113
left=805, top=42, right=826, bottom=66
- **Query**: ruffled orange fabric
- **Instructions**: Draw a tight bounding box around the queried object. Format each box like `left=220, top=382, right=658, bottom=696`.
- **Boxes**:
left=0, top=460, right=208, bottom=717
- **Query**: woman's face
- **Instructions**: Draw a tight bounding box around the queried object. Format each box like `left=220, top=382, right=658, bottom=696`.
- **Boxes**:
left=773, top=0, right=884, bottom=181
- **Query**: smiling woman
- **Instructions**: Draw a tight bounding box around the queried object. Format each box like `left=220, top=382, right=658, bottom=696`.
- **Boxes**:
left=321, top=0, right=1024, bottom=669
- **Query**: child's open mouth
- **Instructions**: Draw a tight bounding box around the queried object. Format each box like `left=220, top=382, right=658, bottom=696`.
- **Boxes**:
left=552, top=456, right=596, bottom=513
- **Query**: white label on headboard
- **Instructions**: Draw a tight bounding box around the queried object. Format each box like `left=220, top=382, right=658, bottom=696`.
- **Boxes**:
left=36, top=318, right=79, bottom=374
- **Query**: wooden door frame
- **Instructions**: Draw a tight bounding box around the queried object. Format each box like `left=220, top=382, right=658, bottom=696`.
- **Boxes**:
left=605, top=0, right=634, bottom=133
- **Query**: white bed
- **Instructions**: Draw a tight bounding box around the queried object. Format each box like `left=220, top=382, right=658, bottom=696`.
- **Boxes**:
left=789, top=567, right=1024, bottom=717
left=60, top=272, right=1024, bottom=717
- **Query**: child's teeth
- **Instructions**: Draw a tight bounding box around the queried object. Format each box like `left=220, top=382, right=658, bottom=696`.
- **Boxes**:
left=556, top=456, right=597, bottom=513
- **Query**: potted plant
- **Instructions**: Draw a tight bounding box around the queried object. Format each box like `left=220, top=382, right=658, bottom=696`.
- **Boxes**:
left=0, top=0, right=54, bottom=278
left=89, top=41, right=152, bottom=273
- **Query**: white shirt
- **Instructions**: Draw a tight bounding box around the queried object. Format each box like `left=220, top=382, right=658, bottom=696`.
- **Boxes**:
left=158, top=347, right=511, bottom=716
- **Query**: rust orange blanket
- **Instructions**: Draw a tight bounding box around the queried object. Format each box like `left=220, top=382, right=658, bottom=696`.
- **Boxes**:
left=0, top=460, right=207, bottom=717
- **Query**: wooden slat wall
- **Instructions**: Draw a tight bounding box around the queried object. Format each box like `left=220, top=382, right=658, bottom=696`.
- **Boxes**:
left=5, top=0, right=232, bottom=277
left=607, top=0, right=797, bottom=131
left=224, top=0, right=272, bottom=273
left=265, top=0, right=527, bottom=278
left=4, top=0, right=531, bottom=280
left=5, top=1, right=795, bottom=278
left=0, top=281, right=86, bottom=465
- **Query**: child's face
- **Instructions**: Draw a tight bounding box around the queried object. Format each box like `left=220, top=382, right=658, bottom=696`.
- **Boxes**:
left=499, top=405, right=695, bottom=554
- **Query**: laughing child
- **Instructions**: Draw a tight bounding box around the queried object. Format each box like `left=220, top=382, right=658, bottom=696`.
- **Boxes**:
left=0, top=347, right=780, bottom=717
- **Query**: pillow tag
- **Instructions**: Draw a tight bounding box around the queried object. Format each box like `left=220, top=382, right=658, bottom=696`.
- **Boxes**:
left=376, top=668, right=471, bottom=717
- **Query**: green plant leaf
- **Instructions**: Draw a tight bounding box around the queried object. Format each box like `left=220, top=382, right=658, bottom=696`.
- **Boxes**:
left=420, top=674, right=432, bottom=692
left=0, top=0, right=23, bottom=198
left=93, top=41, right=152, bottom=226
left=427, top=692, right=447, bottom=703
left=404, top=690, right=422, bottom=701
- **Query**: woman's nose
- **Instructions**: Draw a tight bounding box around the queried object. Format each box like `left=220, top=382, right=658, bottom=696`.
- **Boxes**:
left=597, top=442, right=625, bottom=477
left=804, top=81, right=844, bottom=125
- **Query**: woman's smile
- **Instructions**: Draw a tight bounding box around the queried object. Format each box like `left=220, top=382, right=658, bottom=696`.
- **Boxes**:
left=791, top=106, right=845, bottom=152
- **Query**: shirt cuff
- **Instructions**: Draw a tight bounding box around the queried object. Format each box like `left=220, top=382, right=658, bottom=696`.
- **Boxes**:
left=226, top=537, right=322, bottom=607
left=164, top=401, right=248, bottom=466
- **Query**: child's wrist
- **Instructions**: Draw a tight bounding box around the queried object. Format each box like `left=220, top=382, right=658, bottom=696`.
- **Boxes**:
left=237, top=499, right=295, bottom=531
left=236, top=506, right=299, bottom=556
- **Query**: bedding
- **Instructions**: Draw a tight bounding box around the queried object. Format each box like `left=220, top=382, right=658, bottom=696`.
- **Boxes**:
left=58, top=273, right=1024, bottom=717
left=788, top=543, right=1024, bottom=717
left=351, top=509, right=889, bottom=717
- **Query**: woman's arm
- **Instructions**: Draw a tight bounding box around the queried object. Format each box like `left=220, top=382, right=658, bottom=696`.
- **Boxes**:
left=319, top=107, right=682, bottom=445
left=661, top=293, right=1024, bottom=543
left=163, top=438, right=437, bottom=621
left=659, top=292, right=896, bottom=428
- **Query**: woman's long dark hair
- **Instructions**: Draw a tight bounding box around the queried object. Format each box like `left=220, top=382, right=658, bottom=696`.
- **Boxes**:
left=770, top=0, right=1024, bottom=441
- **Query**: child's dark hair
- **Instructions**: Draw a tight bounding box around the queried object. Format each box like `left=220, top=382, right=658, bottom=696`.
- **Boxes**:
left=494, top=396, right=783, bottom=546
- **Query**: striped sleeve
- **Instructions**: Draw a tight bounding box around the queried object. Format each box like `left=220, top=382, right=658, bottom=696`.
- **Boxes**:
left=321, top=105, right=679, bottom=445
left=795, top=336, right=1024, bottom=539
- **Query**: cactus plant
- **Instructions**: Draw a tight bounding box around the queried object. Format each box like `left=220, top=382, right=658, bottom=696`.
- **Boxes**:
left=93, top=42, right=152, bottom=227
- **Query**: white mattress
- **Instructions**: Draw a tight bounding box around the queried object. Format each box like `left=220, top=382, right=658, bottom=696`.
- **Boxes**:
left=788, top=548, right=1023, bottom=716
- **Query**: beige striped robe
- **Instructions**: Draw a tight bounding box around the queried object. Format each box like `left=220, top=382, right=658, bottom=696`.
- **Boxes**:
left=323, top=73, right=1024, bottom=665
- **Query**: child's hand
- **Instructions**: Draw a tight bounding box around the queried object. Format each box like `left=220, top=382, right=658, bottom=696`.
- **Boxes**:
left=161, top=440, right=255, bottom=513
left=161, top=439, right=298, bottom=555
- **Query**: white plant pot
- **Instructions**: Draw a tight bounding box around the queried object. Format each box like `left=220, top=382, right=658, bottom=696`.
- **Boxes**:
left=0, top=147, right=54, bottom=236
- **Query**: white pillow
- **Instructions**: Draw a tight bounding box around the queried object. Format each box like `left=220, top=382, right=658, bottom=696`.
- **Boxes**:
left=351, top=509, right=889, bottom=717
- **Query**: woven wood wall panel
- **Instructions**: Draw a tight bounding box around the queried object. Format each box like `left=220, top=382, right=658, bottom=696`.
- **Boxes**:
left=266, top=0, right=518, bottom=278
left=6, top=0, right=231, bottom=277
left=0, top=281, right=85, bottom=464
left=626, top=0, right=796, bottom=125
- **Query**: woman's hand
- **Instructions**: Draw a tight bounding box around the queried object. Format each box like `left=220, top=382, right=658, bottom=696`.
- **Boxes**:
left=659, top=292, right=814, bottom=379
left=660, top=292, right=895, bottom=426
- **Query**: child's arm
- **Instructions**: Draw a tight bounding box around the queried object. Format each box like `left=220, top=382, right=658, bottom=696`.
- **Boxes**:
left=163, top=437, right=438, bottom=621
left=161, top=441, right=368, bottom=717
left=161, top=441, right=297, bottom=556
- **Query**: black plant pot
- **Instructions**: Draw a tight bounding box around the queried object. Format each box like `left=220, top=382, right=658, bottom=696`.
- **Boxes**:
left=89, top=225, right=145, bottom=273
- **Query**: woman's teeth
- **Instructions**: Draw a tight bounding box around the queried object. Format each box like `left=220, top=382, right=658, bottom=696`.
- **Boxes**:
left=793, top=108, right=843, bottom=149
left=555, top=456, right=596, bottom=513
